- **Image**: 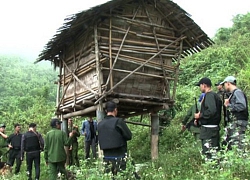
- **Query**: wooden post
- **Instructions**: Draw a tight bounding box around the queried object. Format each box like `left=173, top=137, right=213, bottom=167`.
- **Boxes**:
left=95, top=23, right=105, bottom=158
left=151, top=113, right=159, bottom=160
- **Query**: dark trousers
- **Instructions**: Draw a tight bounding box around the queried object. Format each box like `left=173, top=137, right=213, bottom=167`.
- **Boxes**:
left=8, top=149, right=22, bottom=174
left=85, top=138, right=96, bottom=159
left=200, top=126, right=220, bottom=160
left=103, top=157, right=126, bottom=176
left=26, top=151, right=41, bottom=180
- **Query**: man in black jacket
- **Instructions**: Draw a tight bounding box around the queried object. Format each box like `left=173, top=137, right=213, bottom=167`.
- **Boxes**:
left=98, top=101, right=132, bottom=176
left=7, top=123, right=22, bottom=174
left=195, top=77, right=222, bottom=160
left=21, top=123, right=44, bottom=180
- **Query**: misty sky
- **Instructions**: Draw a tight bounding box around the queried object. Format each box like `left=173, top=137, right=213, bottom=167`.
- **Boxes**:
left=0, top=0, right=249, bottom=60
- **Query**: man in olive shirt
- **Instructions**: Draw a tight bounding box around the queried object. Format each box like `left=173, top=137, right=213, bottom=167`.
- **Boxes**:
left=44, top=118, right=71, bottom=180
left=68, top=118, right=80, bottom=166
left=0, top=124, right=8, bottom=162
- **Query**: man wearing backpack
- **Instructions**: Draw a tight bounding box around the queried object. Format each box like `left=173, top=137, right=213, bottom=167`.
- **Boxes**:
left=221, top=76, right=248, bottom=150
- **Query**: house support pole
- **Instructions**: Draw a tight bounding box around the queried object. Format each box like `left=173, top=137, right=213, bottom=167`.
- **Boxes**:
left=151, top=113, right=159, bottom=160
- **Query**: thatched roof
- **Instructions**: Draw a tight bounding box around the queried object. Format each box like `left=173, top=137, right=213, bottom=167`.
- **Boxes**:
left=37, top=0, right=213, bottom=64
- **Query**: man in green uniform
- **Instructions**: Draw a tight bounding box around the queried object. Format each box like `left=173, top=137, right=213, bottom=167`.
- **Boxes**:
left=181, top=93, right=205, bottom=141
left=44, top=118, right=71, bottom=180
left=68, top=118, right=80, bottom=167
left=0, top=124, right=8, bottom=162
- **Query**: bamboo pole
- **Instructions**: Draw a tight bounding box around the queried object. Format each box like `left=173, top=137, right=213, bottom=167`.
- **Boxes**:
left=109, top=12, right=113, bottom=89
left=172, top=40, right=183, bottom=100
left=124, top=120, right=165, bottom=129
left=105, top=4, right=141, bottom=87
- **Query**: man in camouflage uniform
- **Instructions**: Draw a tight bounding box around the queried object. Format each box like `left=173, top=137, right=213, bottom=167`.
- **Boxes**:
left=181, top=93, right=205, bottom=141
left=0, top=124, right=8, bottom=162
left=68, top=118, right=80, bottom=167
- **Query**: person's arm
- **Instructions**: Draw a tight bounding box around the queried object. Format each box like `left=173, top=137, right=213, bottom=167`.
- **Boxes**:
left=73, top=126, right=80, bottom=137
left=117, top=119, right=132, bottom=141
left=0, top=131, right=8, bottom=139
left=228, top=90, right=246, bottom=112
left=38, top=133, right=45, bottom=151
left=44, top=134, right=48, bottom=164
left=182, top=105, right=193, bottom=125
left=199, top=93, right=217, bottom=120
left=81, top=121, right=85, bottom=135
left=20, top=134, right=25, bottom=160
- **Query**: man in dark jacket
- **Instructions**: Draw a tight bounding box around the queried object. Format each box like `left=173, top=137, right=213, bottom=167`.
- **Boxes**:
left=7, top=123, right=22, bottom=174
left=98, top=101, right=132, bottom=176
left=21, top=123, right=44, bottom=180
left=194, top=77, right=222, bottom=160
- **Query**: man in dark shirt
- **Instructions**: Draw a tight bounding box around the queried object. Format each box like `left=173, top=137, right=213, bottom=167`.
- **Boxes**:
left=221, top=76, right=248, bottom=150
left=81, top=117, right=97, bottom=159
left=98, top=101, right=132, bottom=176
left=7, top=123, right=22, bottom=174
left=21, top=123, right=44, bottom=180
left=194, top=78, right=222, bottom=160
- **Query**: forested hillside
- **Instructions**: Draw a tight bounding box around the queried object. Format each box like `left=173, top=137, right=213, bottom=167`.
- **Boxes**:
left=0, top=56, right=57, bottom=134
left=0, top=12, right=249, bottom=180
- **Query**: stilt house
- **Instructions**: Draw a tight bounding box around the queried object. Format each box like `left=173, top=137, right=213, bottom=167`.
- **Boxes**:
left=37, top=0, right=213, bottom=119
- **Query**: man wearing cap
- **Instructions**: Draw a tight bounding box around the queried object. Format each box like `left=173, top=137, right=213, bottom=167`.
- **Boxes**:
left=221, top=76, right=248, bottom=150
left=44, top=118, right=72, bottom=180
left=68, top=118, right=80, bottom=166
left=81, top=116, right=98, bottom=159
left=7, top=123, right=22, bottom=174
left=98, top=101, right=132, bottom=176
left=194, top=77, right=222, bottom=160
left=21, top=123, right=44, bottom=180
left=181, top=93, right=205, bottom=141
left=0, top=124, right=8, bottom=162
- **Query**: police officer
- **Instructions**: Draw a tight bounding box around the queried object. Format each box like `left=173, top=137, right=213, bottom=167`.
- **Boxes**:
left=21, top=123, right=44, bottom=180
left=7, top=123, right=22, bottom=174
left=0, top=124, right=8, bottom=162
left=98, top=101, right=132, bottom=176
left=68, top=118, right=80, bottom=166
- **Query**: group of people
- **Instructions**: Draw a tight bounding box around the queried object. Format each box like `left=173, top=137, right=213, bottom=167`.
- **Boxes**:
left=0, top=100, right=134, bottom=180
left=0, top=122, right=44, bottom=180
left=182, top=76, right=248, bottom=160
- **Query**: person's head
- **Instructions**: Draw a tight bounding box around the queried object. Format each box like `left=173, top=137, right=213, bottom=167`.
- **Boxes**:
left=14, top=123, right=21, bottom=133
left=68, top=118, right=73, bottom=125
left=88, top=116, right=93, bottom=122
left=196, top=77, right=212, bottom=93
left=29, top=123, right=37, bottom=131
left=215, top=82, right=223, bottom=91
left=105, top=101, right=118, bottom=116
left=50, top=118, right=62, bottom=129
left=220, top=76, right=237, bottom=92
left=0, top=124, right=6, bottom=132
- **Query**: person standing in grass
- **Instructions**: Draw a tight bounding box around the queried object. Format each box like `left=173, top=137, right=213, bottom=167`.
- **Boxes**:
left=98, top=101, right=132, bottom=176
left=21, top=123, right=44, bottom=180
left=81, top=116, right=98, bottom=159
left=194, top=77, right=222, bottom=160
left=44, top=118, right=71, bottom=180
left=221, top=76, right=248, bottom=150
left=7, top=123, right=22, bottom=174
left=0, top=124, right=8, bottom=163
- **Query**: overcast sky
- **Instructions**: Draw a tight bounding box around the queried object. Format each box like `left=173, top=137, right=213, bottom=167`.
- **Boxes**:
left=0, top=0, right=249, bottom=60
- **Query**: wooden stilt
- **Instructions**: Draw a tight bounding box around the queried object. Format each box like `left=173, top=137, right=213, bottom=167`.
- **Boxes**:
left=151, top=113, right=159, bottom=160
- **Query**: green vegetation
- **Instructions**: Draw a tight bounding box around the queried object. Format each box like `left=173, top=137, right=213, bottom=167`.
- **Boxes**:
left=0, top=12, right=250, bottom=180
